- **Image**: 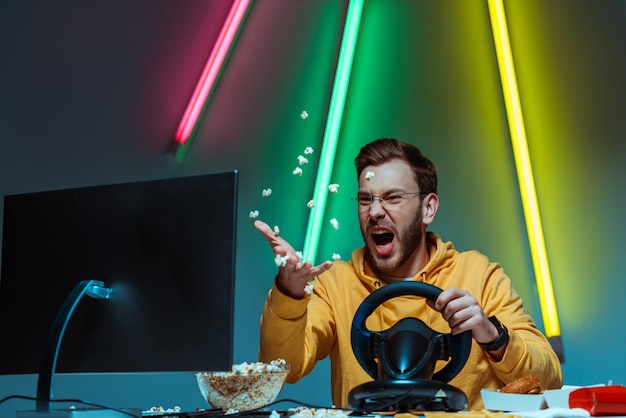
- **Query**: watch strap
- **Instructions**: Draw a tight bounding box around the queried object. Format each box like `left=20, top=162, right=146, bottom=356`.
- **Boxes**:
left=478, top=315, right=510, bottom=351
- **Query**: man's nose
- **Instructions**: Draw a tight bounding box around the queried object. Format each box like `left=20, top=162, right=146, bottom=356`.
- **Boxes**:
left=368, top=198, right=386, bottom=217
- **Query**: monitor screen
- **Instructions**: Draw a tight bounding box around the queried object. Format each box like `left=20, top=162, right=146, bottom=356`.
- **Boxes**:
left=0, top=171, right=238, bottom=374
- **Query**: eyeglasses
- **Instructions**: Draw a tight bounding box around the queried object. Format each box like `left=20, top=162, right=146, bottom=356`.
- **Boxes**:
left=353, top=191, right=427, bottom=208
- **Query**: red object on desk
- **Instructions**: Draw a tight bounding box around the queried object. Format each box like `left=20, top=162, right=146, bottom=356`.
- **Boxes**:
left=569, top=385, right=626, bottom=416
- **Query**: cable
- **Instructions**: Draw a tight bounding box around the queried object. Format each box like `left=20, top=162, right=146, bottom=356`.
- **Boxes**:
left=0, top=394, right=366, bottom=417
left=0, top=394, right=141, bottom=418
left=247, top=397, right=346, bottom=412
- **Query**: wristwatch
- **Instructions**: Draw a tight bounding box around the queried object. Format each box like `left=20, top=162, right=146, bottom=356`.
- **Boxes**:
left=478, top=316, right=510, bottom=351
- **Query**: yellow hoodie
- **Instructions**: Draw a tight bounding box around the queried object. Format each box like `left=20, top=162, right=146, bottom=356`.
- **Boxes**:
left=259, top=232, right=562, bottom=410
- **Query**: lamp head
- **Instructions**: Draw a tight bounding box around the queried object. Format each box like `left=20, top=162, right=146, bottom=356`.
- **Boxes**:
left=86, top=281, right=112, bottom=300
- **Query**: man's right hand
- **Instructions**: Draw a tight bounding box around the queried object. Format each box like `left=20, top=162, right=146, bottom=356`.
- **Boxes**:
left=254, top=220, right=333, bottom=299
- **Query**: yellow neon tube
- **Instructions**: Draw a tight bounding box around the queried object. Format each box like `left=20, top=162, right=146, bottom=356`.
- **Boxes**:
left=487, top=0, right=561, bottom=338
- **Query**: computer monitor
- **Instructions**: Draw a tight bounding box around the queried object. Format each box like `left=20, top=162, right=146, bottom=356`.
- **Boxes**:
left=0, top=171, right=238, bottom=375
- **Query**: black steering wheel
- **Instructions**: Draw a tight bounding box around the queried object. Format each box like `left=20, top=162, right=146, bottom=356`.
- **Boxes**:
left=351, top=281, right=471, bottom=384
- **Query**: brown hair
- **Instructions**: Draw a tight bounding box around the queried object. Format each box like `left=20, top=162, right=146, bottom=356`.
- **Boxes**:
left=355, top=138, right=437, bottom=194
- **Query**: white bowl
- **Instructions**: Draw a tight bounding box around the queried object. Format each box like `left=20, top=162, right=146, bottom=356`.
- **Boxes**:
left=195, top=361, right=288, bottom=411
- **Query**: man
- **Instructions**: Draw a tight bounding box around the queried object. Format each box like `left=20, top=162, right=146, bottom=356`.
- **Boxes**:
left=254, top=138, right=562, bottom=410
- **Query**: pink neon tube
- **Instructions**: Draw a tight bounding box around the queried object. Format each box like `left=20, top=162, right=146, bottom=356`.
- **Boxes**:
left=174, top=0, right=251, bottom=144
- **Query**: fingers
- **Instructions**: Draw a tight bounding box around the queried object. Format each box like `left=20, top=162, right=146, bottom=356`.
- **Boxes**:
left=426, top=299, right=437, bottom=311
left=254, top=220, right=296, bottom=258
left=253, top=219, right=334, bottom=296
left=447, top=306, right=484, bottom=335
left=281, top=256, right=332, bottom=280
left=254, top=220, right=282, bottom=245
left=308, top=260, right=333, bottom=277
left=253, top=219, right=270, bottom=233
left=275, top=259, right=333, bottom=299
left=433, top=288, right=467, bottom=312
left=433, top=288, right=487, bottom=336
left=254, top=220, right=331, bottom=268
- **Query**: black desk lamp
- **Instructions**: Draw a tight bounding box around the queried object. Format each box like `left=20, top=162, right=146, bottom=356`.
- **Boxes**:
left=19, top=280, right=136, bottom=417
left=36, top=280, right=112, bottom=413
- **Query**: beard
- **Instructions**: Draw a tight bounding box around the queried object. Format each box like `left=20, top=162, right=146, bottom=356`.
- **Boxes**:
left=363, top=209, right=423, bottom=278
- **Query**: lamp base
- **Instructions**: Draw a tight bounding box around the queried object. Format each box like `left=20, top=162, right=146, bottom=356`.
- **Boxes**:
left=17, top=408, right=141, bottom=418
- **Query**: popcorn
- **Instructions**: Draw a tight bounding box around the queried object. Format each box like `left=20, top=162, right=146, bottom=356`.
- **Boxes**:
left=365, top=171, right=375, bottom=180
left=328, top=183, right=339, bottom=193
left=274, top=254, right=290, bottom=267
left=330, top=218, right=339, bottom=229
left=307, top=199, right=315, bottom=209
left=304, top=282, right=314, bottom=295
left=290, top=408, right=312, bottom=417
left=332, top=253, right=341, bottom=261
left=304, top=146, right=314, bottom=155
left=289, top=407, right=351, bottom=418
left=293, top=167, right=303, bottom=176
left=300, top=111, right=309, bottom=119
left=262, top=188, right=272, bottom=197
left=297, top=155, right=309, bottom=165
left=295, top=251, right=303, bottom=261
left=231, top=359, right=287, bottom=373
left=273, top=225, right=280, bottom=235
left=249, top=210, right=259, bottom=219
left=145, top=406, right=181, bottom=414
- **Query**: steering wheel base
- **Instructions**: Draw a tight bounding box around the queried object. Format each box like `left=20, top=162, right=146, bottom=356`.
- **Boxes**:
left=348, top=379, right=468, bottom=412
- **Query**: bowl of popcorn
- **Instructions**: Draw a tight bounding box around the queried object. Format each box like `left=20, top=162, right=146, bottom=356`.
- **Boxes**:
left=195, top=359, right=289, bottom=412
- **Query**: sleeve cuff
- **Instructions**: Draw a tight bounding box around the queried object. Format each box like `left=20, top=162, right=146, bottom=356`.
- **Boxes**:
left=493, top=328, right=525, bottom=373
left=267, top=282, right=310, bottom=320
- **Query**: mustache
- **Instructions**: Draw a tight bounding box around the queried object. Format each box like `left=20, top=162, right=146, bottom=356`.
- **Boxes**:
left=366, top=219, right=395, bottom=231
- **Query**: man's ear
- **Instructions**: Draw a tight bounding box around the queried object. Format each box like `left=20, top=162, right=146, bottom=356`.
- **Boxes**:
left=422, top=193, right=439, bottom=225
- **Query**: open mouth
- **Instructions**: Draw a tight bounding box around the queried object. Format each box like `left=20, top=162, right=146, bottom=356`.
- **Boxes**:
left=371, top=228, right=395, bottom=254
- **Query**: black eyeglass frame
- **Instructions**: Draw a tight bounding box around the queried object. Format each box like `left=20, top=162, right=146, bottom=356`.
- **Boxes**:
left=352, top=191, right=429, bottom=207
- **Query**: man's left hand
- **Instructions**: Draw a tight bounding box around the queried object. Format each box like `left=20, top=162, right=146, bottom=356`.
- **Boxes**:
left=427, top=288, right=505, bottom=358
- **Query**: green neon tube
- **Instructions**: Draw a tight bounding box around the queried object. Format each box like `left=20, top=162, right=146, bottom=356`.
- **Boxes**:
left=302, top=0, right=365, bottom=263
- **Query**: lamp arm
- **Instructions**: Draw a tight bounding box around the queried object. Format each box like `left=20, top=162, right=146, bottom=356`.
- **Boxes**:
left=35, top=279, right=108, bottom=412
